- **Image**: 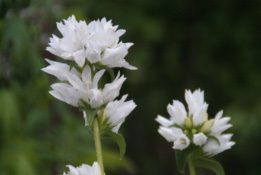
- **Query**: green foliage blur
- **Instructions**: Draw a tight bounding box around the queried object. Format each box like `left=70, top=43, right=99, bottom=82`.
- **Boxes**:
left=0, top=0, right=260, bottom=175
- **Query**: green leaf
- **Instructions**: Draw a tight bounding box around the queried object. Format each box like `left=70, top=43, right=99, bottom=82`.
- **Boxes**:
left=104, top=129, right=126, bottom=160
left=84, top=108, right=98, bottom=127
left=175, top=145, right=197, bottom=174
left=194, top=156, right=225, bottom=175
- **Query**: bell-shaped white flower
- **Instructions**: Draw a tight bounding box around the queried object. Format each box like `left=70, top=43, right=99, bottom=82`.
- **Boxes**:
left=210, top=110, right=232, bottom=136
left=63, top=162, right=103, bottom=175
left=173, top=136, right=190, bottom=150
left=105, top=95, right=136, bottom=133
left=101, top=72, right=126, bottom=103
left=41, top=59, right=81, bottom=81
left=203, top=134, right=235, bottom=157
left=167, top=100, right=187, bottom=126
left=192, top=103, right=208, bottom=126
left=193, top=132, right=207, bottom=146
left=158, top=126, right=190, bottom=150
left=185, top=89, right=205, bottom=116
left=158, top=127, right=184, bottom=142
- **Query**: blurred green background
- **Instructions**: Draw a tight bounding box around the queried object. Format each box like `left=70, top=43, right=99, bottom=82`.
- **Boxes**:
left=0, top=0, right=260, bottom=174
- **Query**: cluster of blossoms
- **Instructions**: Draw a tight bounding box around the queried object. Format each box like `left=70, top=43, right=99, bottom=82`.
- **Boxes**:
left=46, top=15, right=136, bottom=70
left=156, top=89, right=235, bottom=156
left=43, top=15, right=136, bottom=133
left=43, top=15, right=137, bottom=174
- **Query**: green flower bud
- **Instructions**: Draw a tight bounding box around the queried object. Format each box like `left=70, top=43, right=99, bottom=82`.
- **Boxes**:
left=192, top=129, right=197, bottom=134
left=184, top=117, right=192, bottom=128
left=183, top=130, right=188, bottom=135
left=200, top=119, right=215, bottom=133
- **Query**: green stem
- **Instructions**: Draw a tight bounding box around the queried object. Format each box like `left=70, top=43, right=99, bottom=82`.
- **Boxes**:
left=188, top=154, right=196, bottom=175
left=94, top=117, right=104, bottom=175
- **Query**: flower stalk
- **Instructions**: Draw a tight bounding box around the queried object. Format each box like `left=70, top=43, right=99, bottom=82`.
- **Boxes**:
left=94, top=117, right=104, bottom=175
left=188, top=155, right=196, bottom=175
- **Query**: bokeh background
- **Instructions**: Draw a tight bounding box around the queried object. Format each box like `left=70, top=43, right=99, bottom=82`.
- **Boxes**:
left=0, top=0, right=260, bottom=174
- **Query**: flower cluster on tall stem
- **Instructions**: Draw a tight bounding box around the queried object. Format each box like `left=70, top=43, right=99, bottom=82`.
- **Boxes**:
left=156, top=89, right=235, bottom=174
left=43, top=15, right=137, bottom=175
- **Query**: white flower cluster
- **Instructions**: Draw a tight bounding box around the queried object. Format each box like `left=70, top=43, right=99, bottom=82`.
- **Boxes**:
left=46, top=15, right=137, bottom=70
left=63, top=162, right=103, bottom=175
left=156, top=89, right=235, bottom=156
left=43, top=15, right=136, bottom=133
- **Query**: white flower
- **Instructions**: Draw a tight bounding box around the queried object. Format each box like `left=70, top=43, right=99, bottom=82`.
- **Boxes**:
left=46, top=15, right=136, bottom=70
left=192, top=103, right=208, bottom=126
left=210, top=110, right=232, bottom=136
left=45, top=62, right=126, bottom=108
left=155, top=115, right=173, bottom=127
left=185, top=89, right=208, bottom=126
left=158, top=127, right=190, bottom=150
left=167, top=100, right=187, bottom=126
left=156, top=89, right=235, bottom=156
left=203, top=134, right=235, bottom=157
left=101, top=73, right=126, bottom=103
left=63, top=162, right=103, bottom=175
left=105, top=95, right=136, bottom=133
left=193, top=133, right=207, bottom=146
left=41, top=59, right=81, bottom=81
left=47, top=15, right=89, bottom=67
left=173, top=136, right=190, bottom=150
left=185, top=89, right=205, bottom=114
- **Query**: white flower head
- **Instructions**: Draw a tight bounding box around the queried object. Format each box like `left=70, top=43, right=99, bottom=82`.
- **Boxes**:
left=156, top=89, right=235, bottom=156
left=46, top=15, right=136, bottom=70
left=63, top=162, right=103, bottom=175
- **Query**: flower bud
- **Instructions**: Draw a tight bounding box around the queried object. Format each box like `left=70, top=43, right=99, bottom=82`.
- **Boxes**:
left=200, top=119, right=214, bottom=133
left=192, top=129, right=197, bottom=135
left=183, top=129, right=188, bottom=135
left=184, top=117, right=192, bottom=128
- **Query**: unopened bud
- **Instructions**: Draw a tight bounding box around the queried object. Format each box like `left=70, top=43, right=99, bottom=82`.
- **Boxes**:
left=183, top=130, right=188, bottom=135
left=184, top=117, right=192, bottom=128
left=200, top=119, right=215, bottom=133
left=192, top=129, right=197, bottom=135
